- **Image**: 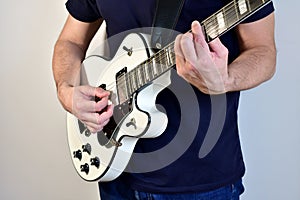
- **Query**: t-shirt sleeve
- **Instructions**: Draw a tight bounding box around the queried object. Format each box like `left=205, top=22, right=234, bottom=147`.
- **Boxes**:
left=65, top=0, right=101, bottom=22
left=242, top=1, right=275, bottom=23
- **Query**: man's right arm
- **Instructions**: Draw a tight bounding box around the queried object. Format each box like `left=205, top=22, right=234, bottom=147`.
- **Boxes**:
left=52, top=15, right=113, bottom=133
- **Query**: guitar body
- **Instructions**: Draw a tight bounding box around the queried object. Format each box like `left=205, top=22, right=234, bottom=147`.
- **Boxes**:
left=67, top=33, right=170, bottom=182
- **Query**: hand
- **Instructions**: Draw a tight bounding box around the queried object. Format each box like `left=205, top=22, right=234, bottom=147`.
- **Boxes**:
left=60, top=85, right=114, bottom=133
left=174, top=21, right=230, bottom=94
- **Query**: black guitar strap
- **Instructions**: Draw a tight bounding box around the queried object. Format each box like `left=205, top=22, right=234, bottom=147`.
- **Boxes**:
left=151, top=0, right=185, bottom=50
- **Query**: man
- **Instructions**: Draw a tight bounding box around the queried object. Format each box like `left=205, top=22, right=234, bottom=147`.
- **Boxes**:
left=52, top=0, right=276, bottom=199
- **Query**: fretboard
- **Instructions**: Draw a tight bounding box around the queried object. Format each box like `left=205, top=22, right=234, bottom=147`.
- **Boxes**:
left=118, top=0, right=271, bottom=103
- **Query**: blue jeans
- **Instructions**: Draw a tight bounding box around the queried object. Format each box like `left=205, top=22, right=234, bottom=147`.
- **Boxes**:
left=134, top=180, right=244, bottom=200
left=99, top=177, right=244, bottom=200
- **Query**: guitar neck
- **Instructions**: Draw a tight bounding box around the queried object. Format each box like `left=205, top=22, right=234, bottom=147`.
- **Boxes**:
left=121, top=0, right=271, bottom=100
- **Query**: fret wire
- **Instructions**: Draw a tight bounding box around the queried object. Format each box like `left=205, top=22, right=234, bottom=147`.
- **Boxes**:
left=154, top=53, right=159, bottom=75
left=161, top=50, right=167, bottom=70
left=247, top=0, right=253, bottom=13
left=140, top=64, right=146, bottom=86
left=233, top=0, right=240, bottom=24
left=133, top=69, right=137, bottom=91
left=142, top=65, right=147, bottom=85
left=129, top=70, right=135, bottom=93
left=135, top=65, right=141, bottom=87
left=156, top=52, right=162, bottom=75
left=146, top=61, right=154, bottom=81
left=163, top=51, right=168, bottom=68
left=143, top=62, right=150, bottom=81
left=126, top=71, right=133, bottom=96
left=166, top=48, right=172, bottom=66
left=134, top=69, right=139, bottom=90
left=119, top=75, right=129, bottom=101
left=161, top=51, right=167, bottom=72
left=225, top=1, right=239, bottom=26
left=152, top=58, right=158, bottom=76
left=137, top=65, right=143, bottom=87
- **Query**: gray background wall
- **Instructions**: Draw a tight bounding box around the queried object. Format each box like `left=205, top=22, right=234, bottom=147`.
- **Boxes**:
left=0, top=1, right=298, bottom=199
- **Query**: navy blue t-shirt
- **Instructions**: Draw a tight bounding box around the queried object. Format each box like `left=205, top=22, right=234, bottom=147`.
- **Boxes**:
left=66, top=0, right=275, bottom=193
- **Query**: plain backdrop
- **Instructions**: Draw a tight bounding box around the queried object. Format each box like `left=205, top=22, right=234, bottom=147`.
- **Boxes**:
left=0, top=0, right=299, bottom=200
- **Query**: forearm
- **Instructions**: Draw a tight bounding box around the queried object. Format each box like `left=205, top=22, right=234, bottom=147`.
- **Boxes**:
left=225, top=45, right=276, bottom=92
left=52, top=40, right=85, bottom=112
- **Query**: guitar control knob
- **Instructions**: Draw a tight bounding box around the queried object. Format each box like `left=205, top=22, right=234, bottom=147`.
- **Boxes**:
left=90, top=157, right=100, bottom=168
left=73, top=150, right=82, bottom=160
left=80, top=163, right=89, bottom=174
left=82, top=143, right=92, bottom=155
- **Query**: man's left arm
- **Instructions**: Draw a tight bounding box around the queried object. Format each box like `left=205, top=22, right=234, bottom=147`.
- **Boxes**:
left=226, top=13, right=276, bottom=92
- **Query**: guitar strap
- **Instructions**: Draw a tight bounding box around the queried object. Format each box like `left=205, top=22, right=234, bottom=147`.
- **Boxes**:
left=151, top=0, right=185, bottom=50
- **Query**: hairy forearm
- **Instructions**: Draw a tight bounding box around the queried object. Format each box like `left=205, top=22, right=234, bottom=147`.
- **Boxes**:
left=52, top=40, right=85, bottom=111
left=226, top=45, right=276, bottom=92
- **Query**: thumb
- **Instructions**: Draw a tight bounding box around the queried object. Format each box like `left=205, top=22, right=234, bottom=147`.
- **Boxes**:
left=80, top=85, right=109, bottom=99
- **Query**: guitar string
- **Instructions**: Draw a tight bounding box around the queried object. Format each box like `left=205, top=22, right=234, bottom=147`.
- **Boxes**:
left=97, top=0, right=266, bottom=100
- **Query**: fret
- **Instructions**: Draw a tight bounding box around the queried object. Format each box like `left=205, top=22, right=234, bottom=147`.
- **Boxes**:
left=116, top=73, right=129, bottom=104
left=158, top=51, right=166, bottom=73
left=126, top=71, right=133, bottom=96
left=166, top=48, right=171, bottom=66
left=247, top=0, right=252, bottom=12
left=237, top=0, right=248, bottom=15
left=168, top=44, right=176, bottom=66
left=143, top=63, right=150, bottom=82
left=136, top=66, right=144, bottom=87
left=155, top=53, right=162, bottom=75
left=162, top=49, right=170, bottom=71
left=145, top=62, right=154, bottom=81
left=149, top=61, right=155, bottom=80
left=130, top=69, right=138, bottom=92
left=216, top=11, right=227, bottom=35
left=226, top=1, right=239, bottom=28
left=248, top=0, right=266, bottom=12
left=152, top=58, right=158, bottom=76
left=140, top=65, right=146, bottom=86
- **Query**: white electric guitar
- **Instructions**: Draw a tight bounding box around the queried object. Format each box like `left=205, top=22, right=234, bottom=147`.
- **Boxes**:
left=67, top=0, right=271, bottom=182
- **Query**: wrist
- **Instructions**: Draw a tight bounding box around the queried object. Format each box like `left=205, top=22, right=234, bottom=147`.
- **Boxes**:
left=57, top=83, right=74, bottom=113
left=224, top=73, right=235, bottom=93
